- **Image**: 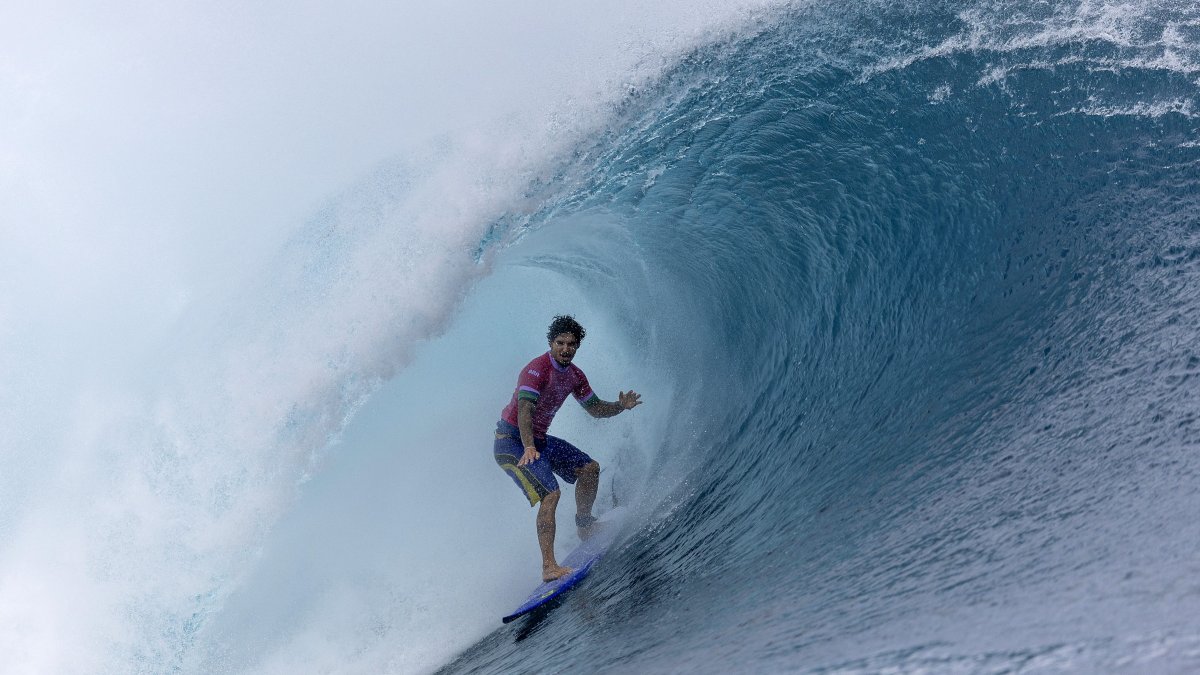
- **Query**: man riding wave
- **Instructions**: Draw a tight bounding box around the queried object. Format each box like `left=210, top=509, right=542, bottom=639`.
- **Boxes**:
left=493, top=315, right=642, bottom=581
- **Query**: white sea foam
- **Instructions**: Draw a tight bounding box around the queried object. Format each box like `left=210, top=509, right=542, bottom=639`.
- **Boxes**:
left=1063, top=97, right=1198, bottom=118
left=863, top=0, right=1200, bottom=112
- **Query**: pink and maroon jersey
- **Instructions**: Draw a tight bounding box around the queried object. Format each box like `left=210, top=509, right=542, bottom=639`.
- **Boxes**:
left=500, top=352, right=599, bottom=438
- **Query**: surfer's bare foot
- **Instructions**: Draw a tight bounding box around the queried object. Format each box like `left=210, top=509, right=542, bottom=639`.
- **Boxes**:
left=542, top=563, right=573, bottom=582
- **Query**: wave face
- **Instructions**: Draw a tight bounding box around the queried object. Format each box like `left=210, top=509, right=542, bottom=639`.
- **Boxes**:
left=6, top=0, right=1198, bottom=673
left=442, top=1, right=1200, bottom=672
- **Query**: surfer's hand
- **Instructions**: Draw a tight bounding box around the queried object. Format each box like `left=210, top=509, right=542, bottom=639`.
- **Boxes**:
left=619, top=390, right=642, bottom=410
left=518, top=446, right=539, bottom=466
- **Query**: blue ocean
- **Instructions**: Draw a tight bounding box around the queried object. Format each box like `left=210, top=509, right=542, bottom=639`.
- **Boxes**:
left=3, top=0, right=1198, bottom=673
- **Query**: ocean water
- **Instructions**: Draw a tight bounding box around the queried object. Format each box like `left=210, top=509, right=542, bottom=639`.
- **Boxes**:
left=3, top=0, right=1199, bottom=673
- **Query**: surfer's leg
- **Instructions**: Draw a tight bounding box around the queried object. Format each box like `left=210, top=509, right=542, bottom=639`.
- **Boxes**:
left=574, top=460, right=600, bottom=538
left=542, top=435, right=599, bottom=537
left=537, top=489, right=572, bottom=581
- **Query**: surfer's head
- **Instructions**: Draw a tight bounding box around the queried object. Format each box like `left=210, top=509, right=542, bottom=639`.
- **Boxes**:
left=547, top=315, right=585, bottom=367
left=547, top=315, right=586, bottom=344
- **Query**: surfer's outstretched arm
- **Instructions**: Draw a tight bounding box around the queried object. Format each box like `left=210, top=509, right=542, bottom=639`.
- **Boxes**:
left=584, top=390, right=643, bottom=418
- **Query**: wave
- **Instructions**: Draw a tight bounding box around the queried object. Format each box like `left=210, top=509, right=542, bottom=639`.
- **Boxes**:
left=3, top=0, right=1197, bottom=672
left=440, top=0, right=1200, bottom=672
left=0, top=2, right=787, bottom=673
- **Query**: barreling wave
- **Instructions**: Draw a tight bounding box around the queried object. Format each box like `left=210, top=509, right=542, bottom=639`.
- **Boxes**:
left=8, top=0, right=1194, bottom=671
left=444, top=0, right=1200, bottom=671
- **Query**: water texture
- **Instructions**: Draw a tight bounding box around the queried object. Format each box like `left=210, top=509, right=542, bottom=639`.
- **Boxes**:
left=3, top=0, right=1198, bottom=673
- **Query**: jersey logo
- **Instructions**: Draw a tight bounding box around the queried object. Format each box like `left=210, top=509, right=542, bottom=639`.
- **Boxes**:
left=527, top=369, right=541, bottom=376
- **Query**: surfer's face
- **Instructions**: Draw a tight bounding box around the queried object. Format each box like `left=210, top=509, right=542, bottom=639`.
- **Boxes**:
left=550, top=333, right=579, bottom=367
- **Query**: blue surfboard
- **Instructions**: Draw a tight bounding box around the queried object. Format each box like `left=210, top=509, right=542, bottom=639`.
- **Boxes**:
left=502, top=507, right=627, bottom=623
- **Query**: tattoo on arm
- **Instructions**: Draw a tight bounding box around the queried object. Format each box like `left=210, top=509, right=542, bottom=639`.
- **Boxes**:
left=518, top=399, right=537, bottom=448
left=586, top=399, right=624, bottom=418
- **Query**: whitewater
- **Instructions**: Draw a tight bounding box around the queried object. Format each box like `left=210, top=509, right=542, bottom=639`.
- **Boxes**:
left=3, top=0, right=1199, bottom=673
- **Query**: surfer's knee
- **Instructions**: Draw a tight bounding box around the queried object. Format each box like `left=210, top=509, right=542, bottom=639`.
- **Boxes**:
left=578, top=461, right=599, bottom=477
left=541, top=489, right=562, bottom=508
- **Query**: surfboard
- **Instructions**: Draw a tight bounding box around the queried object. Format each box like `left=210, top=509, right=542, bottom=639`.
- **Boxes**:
left=502, top=507, right=627, bottom=623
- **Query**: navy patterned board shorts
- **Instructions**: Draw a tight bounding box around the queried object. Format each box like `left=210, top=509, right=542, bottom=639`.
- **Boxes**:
left=493, top=420, right=594, bottom=506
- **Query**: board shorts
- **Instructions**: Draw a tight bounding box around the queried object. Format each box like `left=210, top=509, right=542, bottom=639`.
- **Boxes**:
left=493, top=420, right=594, bottom=506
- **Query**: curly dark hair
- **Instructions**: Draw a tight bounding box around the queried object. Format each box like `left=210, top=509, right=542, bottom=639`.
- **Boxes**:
left=546, top=315, right=586, bottom=343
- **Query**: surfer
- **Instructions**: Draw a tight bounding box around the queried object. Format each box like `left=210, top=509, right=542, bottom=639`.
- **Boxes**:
left=493, top=315, right=642, bottom=582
